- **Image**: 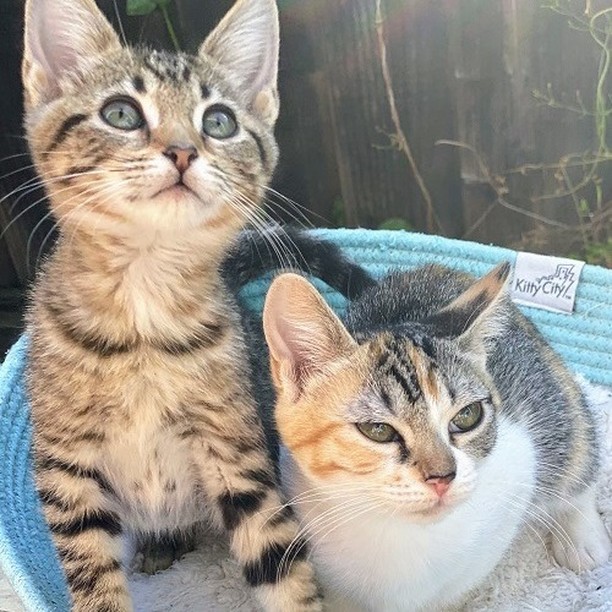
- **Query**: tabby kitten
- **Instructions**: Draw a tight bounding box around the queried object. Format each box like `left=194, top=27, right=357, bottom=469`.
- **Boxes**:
left=263, top=265, right=611, bottom=612
left=21, top=0, right=368, bottom=610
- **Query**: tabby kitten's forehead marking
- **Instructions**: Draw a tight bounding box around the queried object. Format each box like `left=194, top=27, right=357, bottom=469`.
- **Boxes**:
left=132, top=75, right=146, bottom=93
left=142, top=50, right=193, bottom=84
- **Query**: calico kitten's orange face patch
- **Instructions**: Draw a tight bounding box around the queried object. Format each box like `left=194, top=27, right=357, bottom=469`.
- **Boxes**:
left=276, top=338, right=495, bottom=520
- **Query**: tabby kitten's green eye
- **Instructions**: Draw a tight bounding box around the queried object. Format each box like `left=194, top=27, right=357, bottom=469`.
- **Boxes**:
left=202, top=105, right=238, bottom=139
left=449, top=402, right=484, bottom=433
left=101, top=98, right=144, bottom=131
left=356, top=422, right=398, bottom=443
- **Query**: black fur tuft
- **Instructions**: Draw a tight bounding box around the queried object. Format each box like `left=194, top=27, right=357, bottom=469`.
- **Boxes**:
left=222, top=225, right=376, bottom=299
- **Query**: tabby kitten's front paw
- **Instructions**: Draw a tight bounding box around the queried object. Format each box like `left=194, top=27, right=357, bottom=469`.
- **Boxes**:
left=134, top=530, right=198, bottom=575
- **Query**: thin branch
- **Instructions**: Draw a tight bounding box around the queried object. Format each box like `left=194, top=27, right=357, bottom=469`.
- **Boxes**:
left=374, top=0, right=443, bottom=234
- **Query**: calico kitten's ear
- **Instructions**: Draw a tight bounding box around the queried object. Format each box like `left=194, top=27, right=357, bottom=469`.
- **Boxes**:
left=23, top=0, right=121, bottom=108
left=426, top=262, right=512, bottom=353
left=263, top=274, right=357, bottom=401
left=200, top=0, right=280, bottom=125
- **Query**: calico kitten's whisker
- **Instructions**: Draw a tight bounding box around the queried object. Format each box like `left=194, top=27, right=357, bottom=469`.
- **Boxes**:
left=504, top=492, right=580, bottom=566
left=498, top=499, right=549, bottom=556
left=298, top=501, right=384, bottom=567
left=532, top=462, right=591, bottom=488
left=497, top=478, right=595, bottom=528
left=278, top=498, right=378, bottom=580
left=261, top=486, right=384, bottom=522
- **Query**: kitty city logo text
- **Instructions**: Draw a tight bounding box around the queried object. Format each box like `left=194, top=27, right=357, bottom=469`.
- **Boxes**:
left=514, top=264, right=577, bottom=300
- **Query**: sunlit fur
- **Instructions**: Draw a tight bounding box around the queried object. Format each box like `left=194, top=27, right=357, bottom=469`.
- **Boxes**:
left=22, top=1, right=325, bottom=611
left=264, top=267, right=611, bottom=612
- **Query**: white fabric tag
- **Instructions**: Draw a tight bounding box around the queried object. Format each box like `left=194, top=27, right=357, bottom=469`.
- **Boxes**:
left=511, top=252, right=585, bottom=314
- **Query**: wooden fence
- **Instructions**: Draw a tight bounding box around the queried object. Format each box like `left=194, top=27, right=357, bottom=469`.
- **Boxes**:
left=0, top=0, right=609, bottom=351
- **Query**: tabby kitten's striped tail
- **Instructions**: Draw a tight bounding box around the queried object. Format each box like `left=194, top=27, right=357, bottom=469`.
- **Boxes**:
left=223, top=225, right=376, bottom=299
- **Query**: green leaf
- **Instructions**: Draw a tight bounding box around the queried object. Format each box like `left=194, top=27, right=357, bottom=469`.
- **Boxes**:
left=578, top=198, right=590, bottom=216
left=378, top=217, right=413, bottom=231
left=127, top=0, right=157, bottom=15
left=127, top=0, right=171, bottom=16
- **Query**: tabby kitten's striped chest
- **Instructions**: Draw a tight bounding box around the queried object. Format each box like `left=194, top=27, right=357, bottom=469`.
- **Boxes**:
left=31, top=310, right=247, bottom=532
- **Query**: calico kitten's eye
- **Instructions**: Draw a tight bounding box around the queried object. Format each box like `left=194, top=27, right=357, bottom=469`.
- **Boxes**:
left=202, top=105, right=238, bottom=139
left=101, top=98, right=144, bottom=131
left=449, top=402, right=484, bottom=433
left=356, top=422, right=398, bottom=443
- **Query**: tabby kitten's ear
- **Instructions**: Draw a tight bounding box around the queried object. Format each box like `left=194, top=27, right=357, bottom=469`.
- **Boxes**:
left=426, top=262, right=511, bottom=356
left=263, top=274, right=357, bottom=401
left=200, top=0, right=280, bottom=125
left=23, top=0, right=121, bottom=109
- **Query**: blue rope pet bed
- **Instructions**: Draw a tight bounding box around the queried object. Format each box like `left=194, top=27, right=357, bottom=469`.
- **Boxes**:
left=0, top=228, right=610, bottom=611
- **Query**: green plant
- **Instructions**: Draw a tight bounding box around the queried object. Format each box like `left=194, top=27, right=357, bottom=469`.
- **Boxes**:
left=329, top=197, right=346, bottom=228
left=438, top=1, right=611, bottom=267
left=378, top=217, right=413, bottom=231
left=533, top=1, right=611, bottom=249
left=127, top=0, right=181, bottom=51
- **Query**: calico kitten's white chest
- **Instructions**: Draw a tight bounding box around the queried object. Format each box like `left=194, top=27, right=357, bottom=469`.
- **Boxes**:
left=283, top=418, right=537, bottom=612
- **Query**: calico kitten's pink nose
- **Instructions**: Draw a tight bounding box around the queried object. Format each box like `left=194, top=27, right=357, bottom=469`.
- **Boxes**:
left=164, top=145, right=198, bottom=174
left=425, top=472, right=456, bottom=497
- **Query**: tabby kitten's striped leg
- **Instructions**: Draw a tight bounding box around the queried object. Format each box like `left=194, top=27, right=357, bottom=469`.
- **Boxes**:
left=192, top=416, right=322, bottom=611
left=36, top=454, right=130, bottom=612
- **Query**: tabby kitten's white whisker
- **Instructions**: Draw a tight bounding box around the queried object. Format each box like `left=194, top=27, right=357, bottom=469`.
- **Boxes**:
left=234, top=201, right=311, bottom=272
left=0, top=162, right=43, bottom=183
left=228, top=195, right=304, bottom=273
left=2, top=172, right=115, bottom=241
left=222, top=167, right=315, bottom=228
left=31, top=185, right=121, bottom=270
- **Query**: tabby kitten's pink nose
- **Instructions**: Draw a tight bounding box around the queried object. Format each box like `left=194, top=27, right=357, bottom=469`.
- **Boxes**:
left=164, top=145, right=198, bottom=174
left=425, top=472, right=456, bottom=497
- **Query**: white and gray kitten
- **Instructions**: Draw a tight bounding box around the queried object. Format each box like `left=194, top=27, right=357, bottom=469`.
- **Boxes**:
left=263, top=264, right=611, bottom=612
